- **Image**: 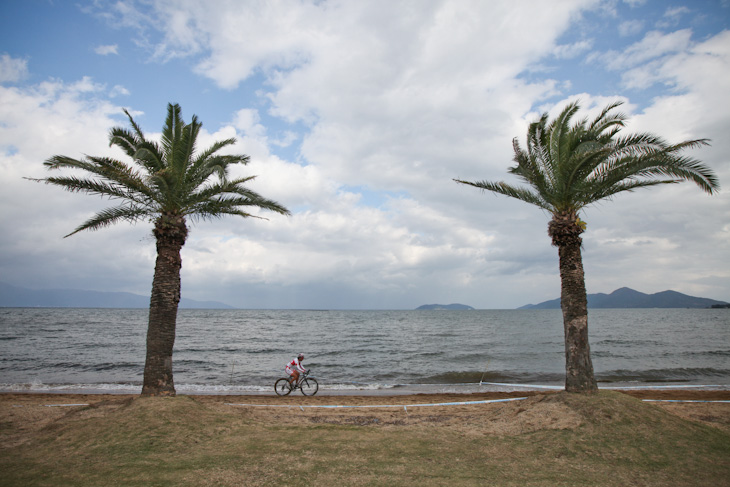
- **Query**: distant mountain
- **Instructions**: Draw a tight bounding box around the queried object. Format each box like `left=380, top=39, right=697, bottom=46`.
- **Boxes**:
left=0, top=282, right=235, bottom=309
left=519, top=287, right=729, bottom=309
left=416, top=303, right=475, bottom=310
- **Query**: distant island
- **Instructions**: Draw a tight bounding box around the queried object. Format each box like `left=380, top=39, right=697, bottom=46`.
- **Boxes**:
left=520, top=287, right=729, bottom=309
left=416, top=303, right=475, bottom=310
left=0, top=282, right=234, bottom=309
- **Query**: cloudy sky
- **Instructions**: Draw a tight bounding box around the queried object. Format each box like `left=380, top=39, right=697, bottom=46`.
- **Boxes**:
left=1, top=0, right=728, bottom=310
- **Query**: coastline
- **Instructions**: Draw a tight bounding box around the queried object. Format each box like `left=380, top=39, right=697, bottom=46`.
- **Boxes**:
left=3, top=381, right=729, bottom=397
left=3, top=387, right=729, bottom=404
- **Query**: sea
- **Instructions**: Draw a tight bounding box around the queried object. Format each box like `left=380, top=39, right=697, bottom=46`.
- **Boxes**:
left=0, top=308, right=728, bottom=395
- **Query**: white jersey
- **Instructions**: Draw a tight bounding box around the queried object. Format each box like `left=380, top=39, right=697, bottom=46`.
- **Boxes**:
left=285, top=357, right=306, bottom=374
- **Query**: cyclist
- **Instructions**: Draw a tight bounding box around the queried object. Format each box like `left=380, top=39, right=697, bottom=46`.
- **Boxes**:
left=285, top=353, right=307, bottom=386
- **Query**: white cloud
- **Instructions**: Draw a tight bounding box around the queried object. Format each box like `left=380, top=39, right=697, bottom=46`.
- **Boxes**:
left=2, top=1, right=728, bottom=309
left=601, top=29, right=692, bottom=71
left=621, top=29, right=730, bottom=92
left=657, top=6, right=691, bottom=28
left=232, top=108, right=265, bottom=136
left=618, top=19, right=644, bottom=37
left=109, top=85, right=130, bottom=97
left=271, top=131, right=298, bottom=148
left=0, top=78, right=150, bottom=293
left=553, top=39, right=594, bottom=59
left=0, top=54, right=28, bottom=83
left=587, top=28, right=709, bottom=90
left=94, top=44, right=119, bottom=55
left=0, top=78, right=119, bottom=164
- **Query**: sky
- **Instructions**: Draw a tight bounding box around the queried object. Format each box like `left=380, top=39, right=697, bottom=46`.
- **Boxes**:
left=0, top=0, right=728, bottom=310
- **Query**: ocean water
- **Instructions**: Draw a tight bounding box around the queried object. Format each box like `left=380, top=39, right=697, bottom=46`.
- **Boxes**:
left=0, top=308, right=728, bottom=394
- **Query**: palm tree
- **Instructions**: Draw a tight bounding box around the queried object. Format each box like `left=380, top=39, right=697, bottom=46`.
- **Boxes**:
left=31, top=103, right=290, bottom=396
left=455, top=101, right=719, bottom=393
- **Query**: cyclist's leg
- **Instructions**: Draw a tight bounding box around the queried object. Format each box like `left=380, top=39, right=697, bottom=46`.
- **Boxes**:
left=285, top=367, right=296, bottom=385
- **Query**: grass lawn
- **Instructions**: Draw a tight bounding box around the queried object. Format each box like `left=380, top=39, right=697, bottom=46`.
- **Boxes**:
left=1, top=391, right=728, bottom=486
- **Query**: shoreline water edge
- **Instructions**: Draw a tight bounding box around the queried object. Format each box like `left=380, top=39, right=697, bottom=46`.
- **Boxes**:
left=2, top=382, right=729, bottom=397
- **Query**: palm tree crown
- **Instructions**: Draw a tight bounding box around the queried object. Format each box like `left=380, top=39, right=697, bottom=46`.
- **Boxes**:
left=457, top=100, right=718, bottom=219
left=40, top=102, right=289, bottom=236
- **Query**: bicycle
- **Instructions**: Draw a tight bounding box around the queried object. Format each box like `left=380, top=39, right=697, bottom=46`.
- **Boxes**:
left=274, top=370, right=319, bottom=396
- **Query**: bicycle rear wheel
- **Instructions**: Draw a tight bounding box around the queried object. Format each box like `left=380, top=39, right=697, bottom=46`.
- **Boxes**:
left=300, top=377, right=318, bottom=396
left=275, top=378, right=293, bottom=396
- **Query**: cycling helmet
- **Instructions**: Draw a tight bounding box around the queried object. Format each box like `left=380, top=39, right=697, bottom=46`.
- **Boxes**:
left=298, top=353, right=304, bottom=361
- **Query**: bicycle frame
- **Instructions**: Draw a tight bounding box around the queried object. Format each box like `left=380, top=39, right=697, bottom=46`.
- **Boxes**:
left=275, top=370, right=318, bottom=396
left=292, top=371, right=310, bottom=388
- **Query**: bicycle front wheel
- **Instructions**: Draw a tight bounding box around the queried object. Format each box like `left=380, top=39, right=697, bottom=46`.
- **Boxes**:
left=275, top=378, right=292, bottom=396
left=300, top=377, right=318, bottom=396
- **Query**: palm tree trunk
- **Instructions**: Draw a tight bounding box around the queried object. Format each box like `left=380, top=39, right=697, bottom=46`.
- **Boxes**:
left=549, top=211, right=598, bottom=394
left=142, top=215, right=188, bottom=396
left=557, top=239, right=598, bottom=393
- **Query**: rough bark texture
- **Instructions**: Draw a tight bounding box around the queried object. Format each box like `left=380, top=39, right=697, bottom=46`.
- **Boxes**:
left=549, top=211, right=598, bottom=394
left=142, top=214, right=188, bottom=396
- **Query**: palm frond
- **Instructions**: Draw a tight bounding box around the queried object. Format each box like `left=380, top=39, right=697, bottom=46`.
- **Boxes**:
left=85, top=156, right=154, bottom=193
left=41, top=155, right=156, bottom=202
left=214, top=192, right=291, bottom=216
left=64, top=204, right=152, bottom=237
left=454, top=179, right=551, bottom=210
left=35, top=175, right=147, bottom=202
left=123, top=108, right=147, bottom=143
left=174, top=114, right=200, bottom=178
left=114, top=109, right=166, bottom=175
left=588, top=100, right=626, bottom=134
left=133, top=142, right=165, bottom=174
left=149, top=172, right=174, bottom=205
left=187, top=194, right=289, bottom=222
left=584, top=179, right=677, bottom=203
left=186, top=204, right=263, bottom=222
left=185, top=139, right=241, bottom=187
left=636, top=157, right=719, bottom=194
left=548, top=102, right=580, bottom=173
left=43, top=155, right=98, bottom=172
left=513, top=131, right=553, bottom=195
left=161, top=103, right=184, bottom=160
left=592, top=138, right=717, bottom=195
left=186, top=176, right=258, bottom=205
left=108, top=127, right=141, bottom=159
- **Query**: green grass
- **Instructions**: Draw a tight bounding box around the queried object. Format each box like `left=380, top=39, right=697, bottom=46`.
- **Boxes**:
left=1, top=392, right=728, bottom=486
